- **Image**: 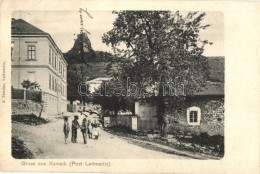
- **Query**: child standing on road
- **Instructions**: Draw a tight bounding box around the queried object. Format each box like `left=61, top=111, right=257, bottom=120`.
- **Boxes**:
left=88, top=119, right=92, bottom=139
left=63, top=117, right=70, bottom=144
left=71, top=115, right=80, bottom=143
left=92, top=119, right=99, bottom=140
left=80, top=118, right=88, bottom=144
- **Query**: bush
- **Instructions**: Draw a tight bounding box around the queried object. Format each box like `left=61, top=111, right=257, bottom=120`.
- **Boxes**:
left=12, top=88, right=42, bottom=102
left=12, top=88, right=24, bottom=99
left=26, top=90, right=42, bottom=102
left=12, top=137, right=33, bottom=159
left=109, top=125, right=136, bottom=134
left=12, top=114, right=48, bottom=125
left=176, top=131, right=224, bottom=155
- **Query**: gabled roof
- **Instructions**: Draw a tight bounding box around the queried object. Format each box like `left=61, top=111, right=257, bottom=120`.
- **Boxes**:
left=11, top=18, right=49, bottom=35
left=194, top=82, right=224, bottom=96
left=11, top=18, right=68, bottom=66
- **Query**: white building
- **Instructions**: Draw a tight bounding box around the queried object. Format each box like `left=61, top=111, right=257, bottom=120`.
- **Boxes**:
left=11, top=18, right=67, bottom=115
left=86, top=77, right=111, bottom=93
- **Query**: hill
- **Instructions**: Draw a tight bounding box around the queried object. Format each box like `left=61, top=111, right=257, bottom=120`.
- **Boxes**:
left=207, top=57, right=224, bottom=83
left=64, top=32, right=224, bottom=82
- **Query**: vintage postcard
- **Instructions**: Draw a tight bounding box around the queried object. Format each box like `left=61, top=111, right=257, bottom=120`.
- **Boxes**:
left=0, top=0, right=259, bottom=173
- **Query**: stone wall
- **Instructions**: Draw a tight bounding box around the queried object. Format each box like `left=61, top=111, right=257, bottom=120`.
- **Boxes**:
left=166, top=96, right=224, bottom=136
left=12, top=99, right=42, bottom=116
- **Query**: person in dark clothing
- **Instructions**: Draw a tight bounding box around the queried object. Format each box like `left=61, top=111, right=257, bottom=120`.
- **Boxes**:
left=71, top=115, right=80, bottom=143
left=63, top=117, right=70, bottom=144
left=80, top=118, right=88, bottom=144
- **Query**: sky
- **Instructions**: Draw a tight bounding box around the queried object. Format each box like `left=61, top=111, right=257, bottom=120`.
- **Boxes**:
left=12, top=10, right=224, bottom=57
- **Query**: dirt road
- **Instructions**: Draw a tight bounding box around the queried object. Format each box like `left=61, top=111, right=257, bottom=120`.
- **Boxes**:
left=12, top=113, right=188, bottom=159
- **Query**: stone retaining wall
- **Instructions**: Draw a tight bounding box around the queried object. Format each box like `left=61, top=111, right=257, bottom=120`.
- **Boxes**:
left=12, top=99, right=42, bottom=116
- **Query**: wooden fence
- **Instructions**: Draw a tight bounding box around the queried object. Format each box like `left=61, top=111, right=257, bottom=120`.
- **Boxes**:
left=108, top=115, right=159, bottom=131
left=137, top=117, right=159, bottom=130
left=109, top=115, right=132, bottom=128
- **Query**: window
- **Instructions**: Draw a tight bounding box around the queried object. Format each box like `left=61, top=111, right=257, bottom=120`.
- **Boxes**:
left=11, top=47, right=14, bottom=61
left=52, top=77, right=54, bottom=91
left=49, top=74, right=51, bottom=89
left=55, top=56, right=57, bottom=70
left=49, top=48, right=51, bottom=64
left=189, top=111, right=198, bottom=123
left=59, top=61, right=61, bottom=74
left=64, top=67, right=66, bottom=79
left=187, top=106, right=201, bottom=125
left=60, top=64, right=63, bottom=76
left=11, top=42, right=14, bottom=60
left=28, top=45, right=36, bottom=60
left=52, top=52, right=54, bottom=67
left=54, top=79, right=56, bottom=91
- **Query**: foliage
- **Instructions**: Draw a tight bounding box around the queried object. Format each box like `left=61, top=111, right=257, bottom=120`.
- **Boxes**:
left=67, top=66, right=82, bottom=103
left=25, top=90, right=42, bottom=102
left=207, top=57, right=224, bottom=82
left=21, top=80, right=40, bottom=90
left=12, top=114, right=49, bottom=125
left=102, top=11, right=212, bottom=134
left=176, top=132, right=224, bottom=155
left=12, top=137, right=34, bottom=159
left=103, top=11, right=211, bottom=93
left=18, top=81, right=43, bottom=117
left=91, top=80, right=135, bottom=116
left=67, top=64, right=90, bottom=104
left=64, top=33, right=116, bottom=103
left=64, top=33, right=96, bottom=64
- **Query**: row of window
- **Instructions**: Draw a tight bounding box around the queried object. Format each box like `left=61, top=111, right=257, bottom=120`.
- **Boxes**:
left=11, top=44, right=66, bottom=79
left=49, top=47, right=66, bottom=79
left=49, top=74, right=66, bottom=96
left=11, top=43, right=67, bottom=81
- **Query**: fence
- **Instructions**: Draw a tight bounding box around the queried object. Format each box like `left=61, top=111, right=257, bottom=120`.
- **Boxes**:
left=138, top=117, right=159, bottom=130
left=107, top=115, right=159, bottom=131
left=12, top=88, right=42, bottom=102
left=110, top=115, right=132, bottom=127
left=12, top=88, right=24, bottom=99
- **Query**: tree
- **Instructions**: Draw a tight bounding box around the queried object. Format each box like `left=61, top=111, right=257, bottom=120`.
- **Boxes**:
left=91, top=80, right=135, bottom=118
left=21, top=80, right=40, bottom=100
left=67, top=63, right=91, bottom=105
left=21, top=80, right=43, bottom=118
left=102, top=11, right=211, bottom=136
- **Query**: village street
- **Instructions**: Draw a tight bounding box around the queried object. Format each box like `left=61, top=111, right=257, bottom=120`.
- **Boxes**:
left=12, top=112, right=189, bottom=159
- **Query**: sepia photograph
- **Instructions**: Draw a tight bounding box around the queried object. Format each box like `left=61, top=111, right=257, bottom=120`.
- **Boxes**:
left=0, top=0, right=260, bottom=173
left=10, top=10, right=225, bottom=159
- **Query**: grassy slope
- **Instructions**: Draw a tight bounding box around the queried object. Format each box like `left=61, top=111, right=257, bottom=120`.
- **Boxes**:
left=207, top=57, right=224, bottom=82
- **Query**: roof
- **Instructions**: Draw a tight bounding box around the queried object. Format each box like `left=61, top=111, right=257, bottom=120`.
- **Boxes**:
left=87, top=77, right=111, bottom=84
left=194, top=82, right=224, bottom=96
left=11, top=18, right=49, bottom=35
left=11, top=18, right=68, bottom=66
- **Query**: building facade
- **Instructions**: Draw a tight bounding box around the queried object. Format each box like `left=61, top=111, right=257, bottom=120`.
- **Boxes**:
left=11, top=18, right=67, bottom=115
left=134, top=82, right=224, bottom=135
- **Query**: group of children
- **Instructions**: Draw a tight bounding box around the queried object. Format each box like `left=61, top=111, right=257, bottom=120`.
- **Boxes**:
left=63, top=115, right=100, bottom=144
